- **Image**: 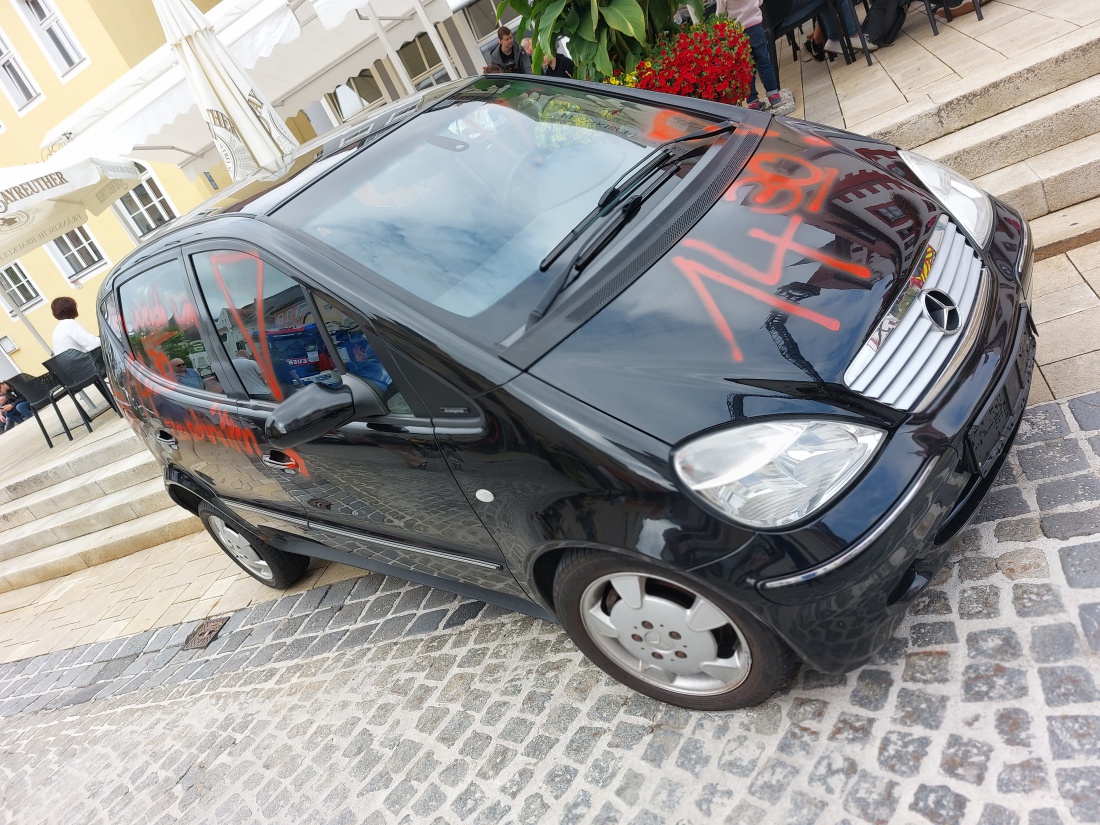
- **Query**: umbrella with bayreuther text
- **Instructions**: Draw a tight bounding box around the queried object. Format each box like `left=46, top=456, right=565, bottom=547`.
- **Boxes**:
left=0, top=157, right=141, bottom=270
left=153, top=0, right=298, bottom=182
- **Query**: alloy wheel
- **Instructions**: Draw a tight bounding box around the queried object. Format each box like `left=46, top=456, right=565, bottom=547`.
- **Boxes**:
left=208, top=514, right=274, bottom=581
left=578, top=572, right=752, bottom=696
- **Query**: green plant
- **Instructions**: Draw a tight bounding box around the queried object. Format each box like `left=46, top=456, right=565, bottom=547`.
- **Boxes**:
left=626, top=16, right=754, bottom=105
left=497, top=0, right=702, bottom=80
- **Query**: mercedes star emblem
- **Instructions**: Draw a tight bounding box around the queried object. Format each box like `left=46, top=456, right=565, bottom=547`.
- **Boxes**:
left=922, top=289, right=961, bottom=333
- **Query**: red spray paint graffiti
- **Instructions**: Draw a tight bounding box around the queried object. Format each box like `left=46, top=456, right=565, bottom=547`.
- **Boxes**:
left=677, top=149, right=870, bottom=361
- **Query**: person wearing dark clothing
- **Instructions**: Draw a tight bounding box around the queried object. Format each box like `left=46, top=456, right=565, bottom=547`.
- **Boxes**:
left=0, top=382, right=31, bottom=430
left=540, top=52, right=574, bottom=78
left=487, top=26, right=531, bottom=73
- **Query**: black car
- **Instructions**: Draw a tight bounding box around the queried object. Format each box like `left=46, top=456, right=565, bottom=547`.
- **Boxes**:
left=97, top=76, right=1034, bottom=710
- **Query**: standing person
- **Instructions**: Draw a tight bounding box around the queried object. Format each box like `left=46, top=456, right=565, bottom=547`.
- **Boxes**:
left=716, top=0, right=783, bottom=110
left=488, top=26, right=531, bottom=74
left=170, top=358, right=204, bottom=390
left=232, top=342, right=271, bottom=397
left=50, top=297, right=100, bottom=353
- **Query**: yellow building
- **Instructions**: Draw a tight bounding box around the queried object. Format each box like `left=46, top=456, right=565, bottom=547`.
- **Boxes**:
left=0, top=0, right=505, bottom=377
left=0, top=1, right=223, bottom=375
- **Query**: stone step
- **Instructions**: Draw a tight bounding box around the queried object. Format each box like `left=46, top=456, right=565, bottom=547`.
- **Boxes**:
left=0, top=477, right=176, bottom=563
left=1033, top=196, right=1100, bottom=262
left=865, top=21, right=1100, bottom=150
left=0, top=507, right=203, bottom=593
left=0, top=451, right=162, bottom=530
left=912, top=73, right=1100, bottom=182
left=976, top=132, right=1100, bottom=222
left=0, top=424, right=145, bottom=506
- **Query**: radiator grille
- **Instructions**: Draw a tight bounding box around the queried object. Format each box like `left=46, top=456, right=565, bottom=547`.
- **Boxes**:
left=844, top=216, right=987, bottom=411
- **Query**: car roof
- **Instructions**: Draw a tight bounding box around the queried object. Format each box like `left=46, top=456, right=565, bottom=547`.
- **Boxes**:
left=172, top=78, right=474, bottom=225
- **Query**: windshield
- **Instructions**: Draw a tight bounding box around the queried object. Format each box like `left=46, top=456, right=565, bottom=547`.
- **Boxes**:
left=274, top=78, right=719, bottom=342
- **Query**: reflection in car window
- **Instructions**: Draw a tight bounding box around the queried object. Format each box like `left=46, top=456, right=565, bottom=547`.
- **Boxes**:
left=275, top=78, right=718, bottom=343
left=310, top=293, right=413, bottom=416
left=191, top=250, right=337, bottom=402
left=118, top=259, right=223, bottom=394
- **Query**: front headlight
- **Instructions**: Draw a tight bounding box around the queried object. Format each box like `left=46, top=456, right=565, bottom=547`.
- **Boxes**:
left=899, top=150, right=994, bottom=247
left=672, top=420, right=884, bottom=529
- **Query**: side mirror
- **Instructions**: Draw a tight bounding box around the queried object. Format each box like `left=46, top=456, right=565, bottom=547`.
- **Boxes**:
left=265, top=375, right=388, bottom=449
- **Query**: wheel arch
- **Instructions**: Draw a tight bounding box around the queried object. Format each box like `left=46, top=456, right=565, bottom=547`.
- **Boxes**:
left=164, top=464, right=214, bottom=515
left=528, top=542, right=675, bottom=619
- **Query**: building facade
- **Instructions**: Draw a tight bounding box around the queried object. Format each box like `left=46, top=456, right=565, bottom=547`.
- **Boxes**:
left=0, top=0, right=507, bottom=377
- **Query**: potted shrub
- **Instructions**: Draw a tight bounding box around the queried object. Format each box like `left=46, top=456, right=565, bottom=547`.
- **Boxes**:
left=607, top=17, right=755, bottom=106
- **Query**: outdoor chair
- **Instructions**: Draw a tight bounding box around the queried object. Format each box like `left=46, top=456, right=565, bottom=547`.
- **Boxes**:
left=44, top=349, right=121, bottom=433
left=906, top=0, right=943, bottom=35
left=935, top=0, right=982, bottom=22
left=5, top=372, right=75, bottom=449
left=761, top=0, right=873, bottom=87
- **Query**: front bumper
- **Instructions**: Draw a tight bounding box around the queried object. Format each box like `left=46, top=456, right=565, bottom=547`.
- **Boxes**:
left=692, top=201, right=1036, bottom=672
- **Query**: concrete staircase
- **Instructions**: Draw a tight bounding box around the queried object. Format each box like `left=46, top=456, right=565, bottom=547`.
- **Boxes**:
left=0, top=421, right=202, bottom=593
left=862, top=21, right=1100, bottom=259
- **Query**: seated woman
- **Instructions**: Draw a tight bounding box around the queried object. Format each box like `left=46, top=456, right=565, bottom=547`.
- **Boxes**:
left=791, top=0, right=875, bottom=57
left=51, top=296, right=100, bottom=353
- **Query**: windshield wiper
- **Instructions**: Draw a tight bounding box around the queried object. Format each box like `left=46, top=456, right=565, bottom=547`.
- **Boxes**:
left=527, top=160, right=685, bottom=327
left=537, top=119, right=737, bottom=275
left=527, top=119, right=738, bottom=328
left=596, top=119, right=737, bottom=209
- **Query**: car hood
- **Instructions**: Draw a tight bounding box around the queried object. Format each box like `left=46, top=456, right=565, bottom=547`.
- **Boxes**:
left=529, top=119, right=941, bottom=444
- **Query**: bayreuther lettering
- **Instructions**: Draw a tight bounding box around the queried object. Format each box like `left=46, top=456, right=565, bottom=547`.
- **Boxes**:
left=0, top=172, right=68, bottom=213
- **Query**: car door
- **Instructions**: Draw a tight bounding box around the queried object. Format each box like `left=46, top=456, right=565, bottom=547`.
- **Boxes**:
left=114, top=252, right=309, bottom=537
left=186, top=243, right=525, bottom=597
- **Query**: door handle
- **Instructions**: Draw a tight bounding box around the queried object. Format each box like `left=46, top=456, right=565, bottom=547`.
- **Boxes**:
left=154, top=430, right=177, bottom=449
left=262, top=453, right=298, bottom=474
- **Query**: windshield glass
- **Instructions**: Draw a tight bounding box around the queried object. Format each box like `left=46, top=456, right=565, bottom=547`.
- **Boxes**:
left=274, top=77, right=719, bottom=342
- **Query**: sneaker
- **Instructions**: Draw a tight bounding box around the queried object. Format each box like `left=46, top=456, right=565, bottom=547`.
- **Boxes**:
left=823, top=39, right=844, bottom=53
left=767, top=89, right=797, bottom=117
left=850, top=35, right=878, bottom=51
left=746, top=99, right=768, bottom=111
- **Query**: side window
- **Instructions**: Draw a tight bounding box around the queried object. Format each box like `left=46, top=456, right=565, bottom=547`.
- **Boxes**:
left=191, top=250, right=338, bottom=402
left=309, top=292, right=413, bottom=415
left=118, top=259, right=224, bottom=394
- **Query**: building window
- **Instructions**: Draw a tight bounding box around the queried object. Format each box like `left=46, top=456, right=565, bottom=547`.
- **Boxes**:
left=464, top=0, right=499, bottom=40
left=51, top=226, right=104, bottom=280
left=398, top=34, right=448, bottom=91
left=113, top=164, right=177, bottom=238
left=0, top=262, right=41, bottom=310
left=19, top=0, right=84, bottom=75
left=327, top=69, right=385, bottom=122
left=0, top=335, right=17, bottom=353
left=0, top=31, right=39, bottom=109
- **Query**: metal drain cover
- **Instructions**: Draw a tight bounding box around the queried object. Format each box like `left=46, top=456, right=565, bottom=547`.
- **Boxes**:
left=184, top=616, right=230, bottom=650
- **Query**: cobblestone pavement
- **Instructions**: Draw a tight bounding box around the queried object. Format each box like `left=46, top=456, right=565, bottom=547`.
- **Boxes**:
left=2, top=394, right=1100, bottom=825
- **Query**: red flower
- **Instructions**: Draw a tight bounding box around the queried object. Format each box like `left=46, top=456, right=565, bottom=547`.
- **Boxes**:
left=633, top=17, right=753, bottom=107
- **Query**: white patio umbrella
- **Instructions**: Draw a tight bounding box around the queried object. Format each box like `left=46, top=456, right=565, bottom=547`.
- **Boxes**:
left=153, top=0, right=298, bottom=181
left=0, top=156, right=142, bottom=353
left=0, top=157, right=142, bottom=269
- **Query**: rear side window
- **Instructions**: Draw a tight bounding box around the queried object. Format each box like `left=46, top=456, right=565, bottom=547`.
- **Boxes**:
left=190, top=249, right=338, bottom=402
left=118, top=259, right=222, bottom=394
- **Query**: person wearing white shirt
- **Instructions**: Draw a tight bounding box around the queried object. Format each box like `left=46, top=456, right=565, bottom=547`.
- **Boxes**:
left=232, top=343, right=272, bottom=398
left=50, top=297, right=100, bottom=354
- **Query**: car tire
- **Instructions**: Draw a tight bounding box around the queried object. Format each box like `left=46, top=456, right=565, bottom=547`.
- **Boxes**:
left=198, top=502, right=309, bottom=589
left=553, top=549, right=797, bottom=710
